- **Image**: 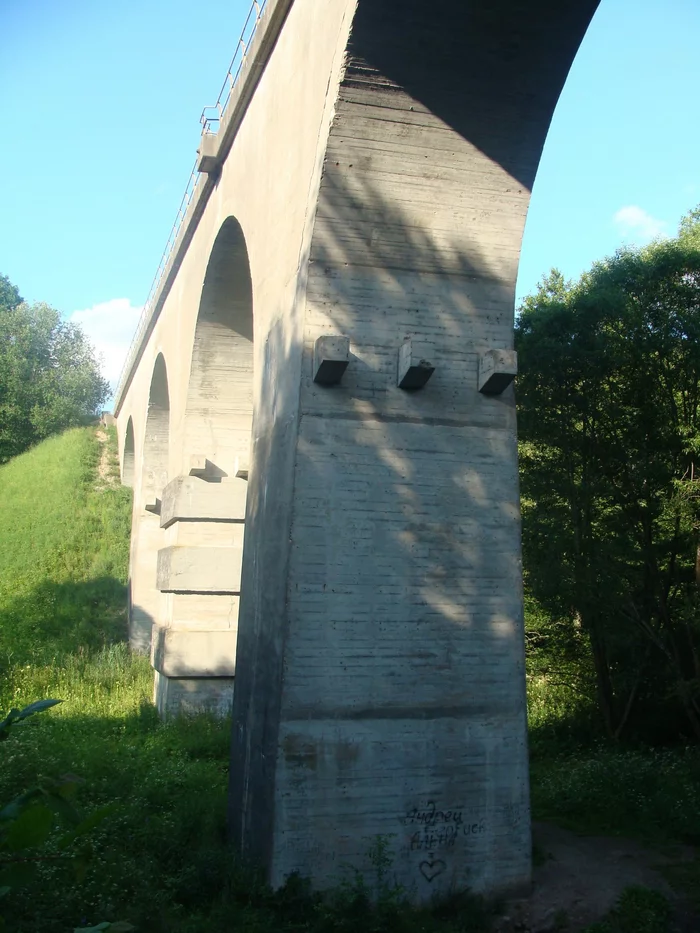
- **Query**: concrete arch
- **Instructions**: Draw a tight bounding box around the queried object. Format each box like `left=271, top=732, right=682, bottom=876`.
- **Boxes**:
left=129, top=353, right=171, bottom=653
left=183, top=216, right=254, bottom=478
left=143, top=353, right=171, bottom=502
left=121, top=417, right=135, bottom=488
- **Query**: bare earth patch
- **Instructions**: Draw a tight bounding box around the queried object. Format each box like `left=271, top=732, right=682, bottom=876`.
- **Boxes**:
left=95, top=427, right=119, bottom=490
left=496, top=822, right=698, bottom=932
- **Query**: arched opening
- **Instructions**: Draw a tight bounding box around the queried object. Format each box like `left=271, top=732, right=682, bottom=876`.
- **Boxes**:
left=122, top=417, right=135, bottom=488
left=183, top=216, right=254, bottom=476
left=143, top=354, right=170, bottom=503
left=153, top=218, right=254, bottom=718
left=129, top=354, right=170, bottom=653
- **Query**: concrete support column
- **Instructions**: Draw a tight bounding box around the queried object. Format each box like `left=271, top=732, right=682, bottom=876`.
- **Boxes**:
left=230, top=0, right=598, bottom=901
left=152, top=473, right=247, bottom=717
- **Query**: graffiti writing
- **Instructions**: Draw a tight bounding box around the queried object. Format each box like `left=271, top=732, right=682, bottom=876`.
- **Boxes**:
left=403, top=801, right=486, bottom=855
left=419, top=857, right=446, bottom=883
left=402, top=801, right=464, bottom=829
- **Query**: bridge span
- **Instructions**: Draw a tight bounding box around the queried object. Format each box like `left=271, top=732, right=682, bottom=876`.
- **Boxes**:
left=115, top=0, right=599, bottom=900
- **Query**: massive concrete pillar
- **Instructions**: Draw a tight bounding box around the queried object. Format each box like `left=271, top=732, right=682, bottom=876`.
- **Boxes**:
left=152, top=217, right=253, bottom=716
left=229, top=0, right=598, bottom=901
left=129, top=354, right=170, bottom=652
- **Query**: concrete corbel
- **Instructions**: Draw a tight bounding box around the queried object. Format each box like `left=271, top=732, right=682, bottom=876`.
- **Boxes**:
left=478, top=349, right=517, bottom=395
left=313, top=335, right=350, bottom=385
left=197, top=132, right=221, bottom=174
left=397, top=338, right=435, bottom=390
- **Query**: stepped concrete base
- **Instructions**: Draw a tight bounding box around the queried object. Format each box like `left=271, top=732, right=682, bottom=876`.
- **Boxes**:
left=151, top=626, right=237, bottom=677
left=154, top=670, right=234, bottom=719
left=151, top=625, right=237, bottom=717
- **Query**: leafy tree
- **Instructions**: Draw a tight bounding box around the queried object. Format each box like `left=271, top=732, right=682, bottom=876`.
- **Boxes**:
left=516, top=210, right=700, bottom=740
left=0, top=274, right=22, bottom=313
left=0, top=278, right=109, bottom=463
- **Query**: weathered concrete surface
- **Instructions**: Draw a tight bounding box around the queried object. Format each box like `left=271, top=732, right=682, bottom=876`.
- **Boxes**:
left=154, top=670, right=235, bottom=719
left=160, top=474, right=247, bottom=527
left=151, top=626, right=237, bottom=677
left=157, top=544, right=243, bottom=593
left=116, top=0, right=600, bottom=900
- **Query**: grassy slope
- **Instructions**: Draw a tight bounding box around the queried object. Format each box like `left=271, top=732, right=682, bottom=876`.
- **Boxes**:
left=0, top=428, right=232, bottom=932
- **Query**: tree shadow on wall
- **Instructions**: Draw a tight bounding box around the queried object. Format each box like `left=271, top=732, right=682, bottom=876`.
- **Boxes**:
left=233, top=164, right=530, bottom=886
left=233, top=0, right=602, bottom=881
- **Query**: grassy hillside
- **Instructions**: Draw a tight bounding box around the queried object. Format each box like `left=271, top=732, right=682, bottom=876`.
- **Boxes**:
left=0, top=427, right=131, bottom=676
left=0, top=428, right=232, bottom=932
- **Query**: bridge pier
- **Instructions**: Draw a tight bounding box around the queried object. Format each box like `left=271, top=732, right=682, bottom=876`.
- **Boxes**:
left=151, top=473, right=245, bottom=717
left=115, top=0, right=599, bottom=900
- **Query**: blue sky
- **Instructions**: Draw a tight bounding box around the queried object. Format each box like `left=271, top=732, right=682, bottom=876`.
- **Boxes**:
left=1, top=0, right=699, bottom=392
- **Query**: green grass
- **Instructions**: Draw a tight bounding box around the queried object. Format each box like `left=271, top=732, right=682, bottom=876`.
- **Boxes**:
left=583, top=886, right=673, bottom=933
left=0, top=426, right=132, bottom=668
left=528, top=673, right=700, bottom=918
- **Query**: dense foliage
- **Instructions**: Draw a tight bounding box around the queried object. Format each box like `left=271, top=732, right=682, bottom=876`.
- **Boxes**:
left=517, top=210, right=700, bottom=742
left=0, top=275, right=109, bottom=463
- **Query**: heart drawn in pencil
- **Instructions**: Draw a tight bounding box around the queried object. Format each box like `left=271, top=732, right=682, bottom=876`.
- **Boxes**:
left=419, top=858, right=446, bottom=883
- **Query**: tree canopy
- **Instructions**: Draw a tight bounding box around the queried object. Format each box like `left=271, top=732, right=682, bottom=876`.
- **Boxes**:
left=0, top=274, right=22, bottom=313
left=0, top=276, right=109, bottom=463
left=516, top=210, right=700, bottom=741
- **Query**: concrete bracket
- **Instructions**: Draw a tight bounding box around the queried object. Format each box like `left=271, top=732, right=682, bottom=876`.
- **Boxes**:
left=397, top=338, right=435, bottom=390
left=234, top=455, right=249, bottom=481
left=197, top=132, right=221, bottom=174
left=313, top=335, right=350, bottom=385
left=478, top=349, right=517, bottom=395
left=160, top=474, right=247, bottom=527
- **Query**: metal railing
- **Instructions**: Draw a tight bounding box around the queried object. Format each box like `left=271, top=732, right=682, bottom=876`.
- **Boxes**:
left=200, top=0, right=269, bottom=134
left=115, top=0, right=269, bottom=405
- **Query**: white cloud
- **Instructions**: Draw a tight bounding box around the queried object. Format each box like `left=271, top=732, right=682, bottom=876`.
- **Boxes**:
left=68, top=298, right=142, bottom=397
left=613, top=205, right=669, bottom=244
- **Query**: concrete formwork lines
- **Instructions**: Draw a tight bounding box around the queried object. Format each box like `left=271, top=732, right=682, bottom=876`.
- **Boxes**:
left=116, top=0, right=600, bottom=903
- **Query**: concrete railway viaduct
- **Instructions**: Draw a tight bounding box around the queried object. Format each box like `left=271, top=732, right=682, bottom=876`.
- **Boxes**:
left=114, top=0, right=600, bottom=901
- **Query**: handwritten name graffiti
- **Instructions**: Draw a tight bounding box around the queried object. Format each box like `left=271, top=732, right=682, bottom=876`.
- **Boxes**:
left=403, top=801, right=464, bottom=829
left=402, top=801, right=486, bottom=855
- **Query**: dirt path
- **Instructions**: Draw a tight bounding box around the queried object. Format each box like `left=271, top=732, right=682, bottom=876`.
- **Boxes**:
left=496, top=822, right=698, bottom=932
left=95, top=427, right=119, bottom=489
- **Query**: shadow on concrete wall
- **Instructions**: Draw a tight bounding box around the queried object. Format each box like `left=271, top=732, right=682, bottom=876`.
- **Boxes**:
left=231, top=0, right=601, bottom=886
left=231, top=174, right=529, bottom=881
left=348, top=0, right=599, bottom=190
